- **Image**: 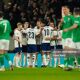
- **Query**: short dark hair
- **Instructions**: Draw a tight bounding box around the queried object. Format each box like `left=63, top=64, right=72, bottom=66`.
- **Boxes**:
left=73, top=7, right=80, bottom=15
left=17, top=22, right=22, bottom=26
left=0, top=11, right=3, bottom=17
left=62, top=6, right=69, bottom=9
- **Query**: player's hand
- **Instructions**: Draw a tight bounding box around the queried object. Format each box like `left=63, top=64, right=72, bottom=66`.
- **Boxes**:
left=40, top=27, right=44, bottom=30
left=45, top=37, right=51, bottom=40
left=63, top=29, right=68, bottom=32
left=60, top=18, right=64, bottom=23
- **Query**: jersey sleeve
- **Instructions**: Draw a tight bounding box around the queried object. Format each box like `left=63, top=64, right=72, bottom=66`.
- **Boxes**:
left=14, top=30, right=19, bottom=37
left=74, top=19, right=79, bottom=25
left=35, top=29, right=39, bottom=35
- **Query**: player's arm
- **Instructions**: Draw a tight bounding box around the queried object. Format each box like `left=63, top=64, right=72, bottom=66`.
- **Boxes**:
left=36, top=27, right=43, bottom=36
left=58, top=18, right=64, bottom=30
left=14, top=36, right=21, bottom=42
left=45, top=29, right=56, bottom=41
left=63, top=23, right=78, bottom=32
left=13, top=30, right=22, bottom=43
left=58, top=7, right=64, bottom=30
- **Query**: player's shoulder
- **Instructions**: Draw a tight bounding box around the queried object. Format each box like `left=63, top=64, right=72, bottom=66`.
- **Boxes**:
left=49, top=26, right=53, bottom=29
left=58, top=30, right=63, bottom=33
left=74, top=17, right=80, bottom=24
left=3, top=19, right=10, bottom=23
left=34, top=26, right=37, bottom=29
left=26, top=28, right=31, bottom=32
left=69, top=14, right=74, bottom=19
left=14, top=28, right=19, bottom=32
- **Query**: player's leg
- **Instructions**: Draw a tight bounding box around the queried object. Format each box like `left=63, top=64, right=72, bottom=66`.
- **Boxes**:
left=27, top=53, right=31, bottom=67
left=35, top=45, right=41, bottom=67
left=0, top=40, right=5, bottom=71
left=4, top=52, right=12, bottom=66
left=53, top=45, right=59, bottom=68
left=35, top=45, right=38, bottom=67
left=61, top=38, right=69, bottom=68
left=32, top=53, right=36, bottom=67
left=41, top=43, right=47, bottom=67
left=22, top=45, right=27, bottom=67
left=13, top=47, right=22, bottom=68
left=46, top=43, right=51, bottom=66
left=27, top=45, right=33, bottom=67
left=50, top=46, right=54, bottom=67
left=75, top=43, right=80, bottom=68
left=2, top=40, right=13, bottom=70
left=57, top=45, right=63, bottom=66
left=31, top=45, right=37, bottom=67
left=54, top=54, right=58, bottom=67
left=63, top=38, right=75, bottom=69
left=0, top=50, right=5, bottom=71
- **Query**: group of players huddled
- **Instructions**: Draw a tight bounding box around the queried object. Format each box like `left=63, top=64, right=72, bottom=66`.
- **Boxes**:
left=0, top=6, right=80, bottom=71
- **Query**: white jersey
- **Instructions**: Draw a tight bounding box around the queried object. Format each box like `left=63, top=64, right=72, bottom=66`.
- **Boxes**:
left=35, top=26, right=42, bottom=45
left=42, top=26, right=53, bottom=43
left=25, top=28, right=38, bottom=44
left=50, top=30, right=56, bottom=46
left=57, top=30, right=62, bottom=45
left=21, top=28, right=27, bottom=45
left=14, top=29, right=22, bottom=48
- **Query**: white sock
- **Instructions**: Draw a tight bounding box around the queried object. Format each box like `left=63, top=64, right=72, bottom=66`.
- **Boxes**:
left=23, top=55, right=26, bottom=67
left=13, top=56, right=16, bottom=66
left=43, top=54, right=47, bottom=66
left=16, top=56, right=20, bottom=67
left=46, top=54, right=50, bottom=65
left=41, top=61, right=43, bottom=66
left=58, top=57, right=60, bottom=65
left=32, top=53, right=36, bottom=67
left=9, top=60, right=12, bottom=65
left=54, top=56, right=58, bottom=67
left=1, top=65, right=5, bottom=69
left=27, top=54, right=30, bottom=67
left=19, top=55, right=22, bottom=66
left=35, top=59, right=37, bottom=66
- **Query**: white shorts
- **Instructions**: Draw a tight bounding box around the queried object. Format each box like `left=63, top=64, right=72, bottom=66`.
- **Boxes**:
left=0, top=39, right=9, bottom=50
left=62, top=38, right=75, bottom=49
left=74, top=42, right=80, bottom=49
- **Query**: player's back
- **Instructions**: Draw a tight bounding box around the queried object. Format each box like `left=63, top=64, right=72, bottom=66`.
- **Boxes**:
left=42, top=26, right=53, bottom=43
left=0, top=19, right=12, bottom=40
left=14, top=28, right=22, bottom=48
left=26, top=28, right=38, bottom=44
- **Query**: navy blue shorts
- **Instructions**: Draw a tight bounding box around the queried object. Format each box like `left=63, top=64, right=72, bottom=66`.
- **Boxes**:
left=27, top=44, right=37, bottom=53
left=56, top=45, right=63, bottom=50
left=14, top=47, right=22, bottom=53
left=37, top=45, right=41, bottom=52
left=41, top=43, right=50, bottom=52
left=51, top=46, right=55, bottom=50
left=22, top=45, right=27, bottom=53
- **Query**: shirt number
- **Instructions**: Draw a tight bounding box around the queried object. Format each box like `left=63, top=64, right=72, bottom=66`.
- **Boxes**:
left=3, top=23, right=7, bottom=33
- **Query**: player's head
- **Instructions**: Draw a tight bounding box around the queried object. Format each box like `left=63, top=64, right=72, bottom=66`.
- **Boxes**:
left=73, top=8, right=80, bottom=16
left=17, top=22, right=23, bottom=30
left=0, top=11, right=3, bottom=18
left=41, top=20, right=45, bottom=27
left=23, top=22, right=29, bottom=29
left=62, top=6, right=70, bottom=16
left=30, top=21, right=35, bottom=28
left=36, top=20, right=41, bottom=28
left=49, top=21, right=54, bottom=28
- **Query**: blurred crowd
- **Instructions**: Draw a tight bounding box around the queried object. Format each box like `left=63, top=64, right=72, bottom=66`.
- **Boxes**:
left=0, top=0, right=80, bottom=30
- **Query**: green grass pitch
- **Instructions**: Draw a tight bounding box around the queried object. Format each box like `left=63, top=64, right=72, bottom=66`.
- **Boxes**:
left=0, top=67, right=80, bottom=80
